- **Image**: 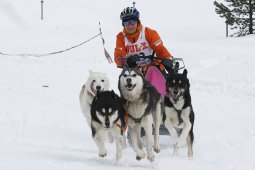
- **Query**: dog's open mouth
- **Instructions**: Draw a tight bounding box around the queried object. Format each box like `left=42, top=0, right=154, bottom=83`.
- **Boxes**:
left=125, top=83, right=136, bottom=91
left=171, top=95, right=179, bottom=104
left=168, top=92, right=182, bottom=104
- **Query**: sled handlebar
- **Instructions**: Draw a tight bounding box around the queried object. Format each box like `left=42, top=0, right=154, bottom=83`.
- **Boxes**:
left=118, top=54, right=185, bottom=72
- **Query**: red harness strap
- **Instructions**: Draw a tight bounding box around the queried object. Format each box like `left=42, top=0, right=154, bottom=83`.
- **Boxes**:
left=115, top=109, right=129, bottom=133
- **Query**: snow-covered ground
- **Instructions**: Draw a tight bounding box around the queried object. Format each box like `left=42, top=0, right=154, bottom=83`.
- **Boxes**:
left=1, top=0, right=255, bottom=169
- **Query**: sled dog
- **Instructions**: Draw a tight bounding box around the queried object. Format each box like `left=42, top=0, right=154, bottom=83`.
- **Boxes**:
left=164, top=69, right=195, bottom=157
left=79, top=70, right=110, bottom=127
left=118, top=67, right=161, bottom=162
left=91, top=90, right=126, bottom=165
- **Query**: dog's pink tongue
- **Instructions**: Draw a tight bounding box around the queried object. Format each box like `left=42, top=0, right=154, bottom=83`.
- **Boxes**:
left=172, top=95, right=178, bottom=103
left=127, top=84, right=133, bottom=88
left=90, top=82, right=97, bottom=96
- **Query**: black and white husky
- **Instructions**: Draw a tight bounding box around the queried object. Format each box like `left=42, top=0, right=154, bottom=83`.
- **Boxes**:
left=118, top=67, right=162, bottom=162
left=164, top=69, right=195, bottom=157
left=91, top=90, right=126, bottom=165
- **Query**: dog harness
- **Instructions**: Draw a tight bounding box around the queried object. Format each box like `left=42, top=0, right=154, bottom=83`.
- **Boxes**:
left=128, top=114, right=144, bottom=124
left=114, top=109, right=129, bottom=135
left=176, top=109, right=183, bottom=125
left=165, top=94, right=184, bottom=125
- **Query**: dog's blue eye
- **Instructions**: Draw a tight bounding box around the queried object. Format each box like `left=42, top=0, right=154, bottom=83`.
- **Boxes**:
left=132, top=74, right=137, bottom=77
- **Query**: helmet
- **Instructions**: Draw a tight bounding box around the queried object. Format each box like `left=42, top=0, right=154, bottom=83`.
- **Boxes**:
left=120, top=7, right=140, bottom=22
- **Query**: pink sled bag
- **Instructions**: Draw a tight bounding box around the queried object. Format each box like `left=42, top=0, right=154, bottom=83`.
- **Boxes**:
left=145, top=66, right=166, bottom=96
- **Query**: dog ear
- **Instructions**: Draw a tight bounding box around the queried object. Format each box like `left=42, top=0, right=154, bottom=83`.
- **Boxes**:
left=111, top=90, right=119, bottom=100
left=183, top=69, right=188, bottom=77
left=110, top=90, right=115, bottom=97
left=133, top=68, right=144, bottom=77
left=121, top=65, right=129, bottom=75
left=123, top=65, right=129, bottom=71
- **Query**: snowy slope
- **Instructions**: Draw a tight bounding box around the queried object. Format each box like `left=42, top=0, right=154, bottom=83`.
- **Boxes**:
left=1, top=0, right=255, bottom=170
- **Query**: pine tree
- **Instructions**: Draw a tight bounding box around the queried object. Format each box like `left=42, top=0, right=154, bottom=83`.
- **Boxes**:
left=214, top=0, right=255, bottom=37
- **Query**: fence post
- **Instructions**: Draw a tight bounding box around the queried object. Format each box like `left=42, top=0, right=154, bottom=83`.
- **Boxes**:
left=41, top=0, right=44, bottom=20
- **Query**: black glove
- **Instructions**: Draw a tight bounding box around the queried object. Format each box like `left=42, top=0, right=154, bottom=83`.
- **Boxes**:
left=161, top=58, right=173, bottom=71
left=127, top=55, right=139, bottom=68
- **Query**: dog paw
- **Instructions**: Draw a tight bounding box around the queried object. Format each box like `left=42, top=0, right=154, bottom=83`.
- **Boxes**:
left=136, top=150, right=145, bottom=161
left=136, top=155, right=143, bottom=161
left=99, top=153, right=107, bottom=157
left=147, top=151, right=155, bottom=162
left=99, top=150, right=107, bottom=157
left=154, top=145, right=160, bottom=153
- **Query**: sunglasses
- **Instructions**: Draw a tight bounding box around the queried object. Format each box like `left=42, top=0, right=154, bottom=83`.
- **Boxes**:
left=123, top=20, right=137, bottom=27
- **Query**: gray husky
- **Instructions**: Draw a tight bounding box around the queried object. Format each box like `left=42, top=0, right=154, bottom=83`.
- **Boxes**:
left=118, top=67, right=161, bottom=162
left=164, top=69, right=195, bottom=157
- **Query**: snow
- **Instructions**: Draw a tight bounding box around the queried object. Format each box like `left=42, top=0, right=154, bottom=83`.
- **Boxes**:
left=1, top=0, right=255, bottom=169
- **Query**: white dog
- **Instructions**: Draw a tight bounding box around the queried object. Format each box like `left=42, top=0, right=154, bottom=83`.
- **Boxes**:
left=79, top=70, right=110, bottom=127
